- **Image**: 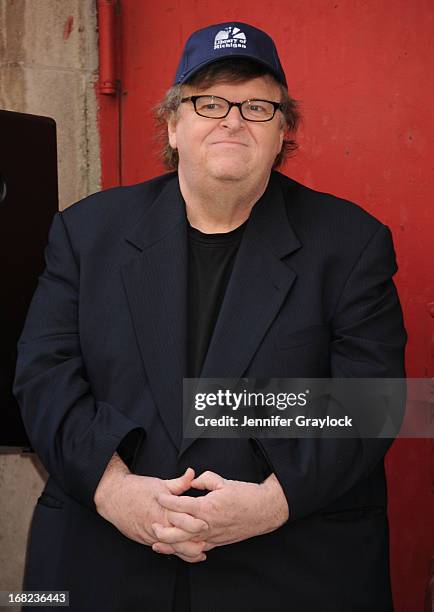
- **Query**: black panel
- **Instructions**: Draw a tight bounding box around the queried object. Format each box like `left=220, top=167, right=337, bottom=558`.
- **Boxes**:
left=0, top=110, right=58, bottom=450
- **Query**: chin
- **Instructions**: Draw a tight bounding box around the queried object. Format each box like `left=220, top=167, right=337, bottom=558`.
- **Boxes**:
left=208, top=162, right=250, bottom=182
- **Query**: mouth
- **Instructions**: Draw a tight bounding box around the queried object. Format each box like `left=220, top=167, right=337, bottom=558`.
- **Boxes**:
left=211, top=141, right=248, bottom=147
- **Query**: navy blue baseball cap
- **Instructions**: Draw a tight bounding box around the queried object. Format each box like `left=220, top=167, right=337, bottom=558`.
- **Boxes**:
left=174, top=22, right=287, bottom=87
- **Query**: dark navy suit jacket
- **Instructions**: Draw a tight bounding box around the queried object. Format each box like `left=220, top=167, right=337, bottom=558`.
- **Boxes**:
left=13, top=171, right=406, bottom=611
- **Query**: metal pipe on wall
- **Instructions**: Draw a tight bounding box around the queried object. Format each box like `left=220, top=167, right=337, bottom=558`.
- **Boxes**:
left=97, top=0, right=117, bottom=95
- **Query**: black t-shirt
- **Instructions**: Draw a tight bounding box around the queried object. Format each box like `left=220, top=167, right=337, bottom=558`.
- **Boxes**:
left=187, top=220, right=247, bottom=378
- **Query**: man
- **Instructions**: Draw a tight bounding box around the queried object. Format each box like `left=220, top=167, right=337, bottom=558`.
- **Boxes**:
left=14, top=22, right=406, bottom=612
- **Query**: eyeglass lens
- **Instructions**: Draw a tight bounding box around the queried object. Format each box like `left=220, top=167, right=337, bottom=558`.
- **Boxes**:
left=194, top=96, right=276, bottom=121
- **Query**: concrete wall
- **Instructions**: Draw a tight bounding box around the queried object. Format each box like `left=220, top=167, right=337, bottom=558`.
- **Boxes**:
left=0, top=0, right=101, bottom=600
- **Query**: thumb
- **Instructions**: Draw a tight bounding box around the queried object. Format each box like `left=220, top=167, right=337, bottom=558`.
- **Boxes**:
left=165, top=467, right=195, bottom=495
left=190, top=470, right=226, bottom=491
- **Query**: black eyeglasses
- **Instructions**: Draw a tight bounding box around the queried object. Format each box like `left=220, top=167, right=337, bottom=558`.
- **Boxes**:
left=180, top=95, right=282, bottom=122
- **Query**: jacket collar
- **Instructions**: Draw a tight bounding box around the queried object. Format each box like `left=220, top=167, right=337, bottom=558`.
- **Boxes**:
left=125, top=172, right=300, bottom=257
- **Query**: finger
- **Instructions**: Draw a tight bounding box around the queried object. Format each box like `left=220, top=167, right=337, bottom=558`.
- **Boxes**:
left=171, top=539, right=206, bottom=558
left=167, top=510, right=208, bottom=534
left=152, top=542, right=207, bottom=563
left=190, top=470, right=226, bottom=491
left=158, top=493, right=200, bottom=515
left=152, top=542, right=176, bottom=554
left=153, top=540, right=206, bottom=558
left=152, top=523, right=198, bottom=544
left=165, top=467, right=195, bottom=495
left=176, top=552, right=207, bottom=563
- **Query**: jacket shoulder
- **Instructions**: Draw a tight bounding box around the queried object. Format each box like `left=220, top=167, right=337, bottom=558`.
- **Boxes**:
left=60, top=172, right=177, bottom=229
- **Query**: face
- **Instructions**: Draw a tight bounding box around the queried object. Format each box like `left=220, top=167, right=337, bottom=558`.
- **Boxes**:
left=167, top=76, right=284, bottom=185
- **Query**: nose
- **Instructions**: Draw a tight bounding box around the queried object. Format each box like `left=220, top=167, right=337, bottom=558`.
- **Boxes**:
left=219, top=104, right=245, bottom=130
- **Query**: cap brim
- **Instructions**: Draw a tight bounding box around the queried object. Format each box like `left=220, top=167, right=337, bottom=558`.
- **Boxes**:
left=175, top=53, right=287, bottom=87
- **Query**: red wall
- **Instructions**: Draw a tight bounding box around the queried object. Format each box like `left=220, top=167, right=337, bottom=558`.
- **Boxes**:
left=97, top=2, right=434, bottom=610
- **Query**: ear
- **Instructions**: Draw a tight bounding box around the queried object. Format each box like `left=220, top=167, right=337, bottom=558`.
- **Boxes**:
left=279, top=127, right=284, bottom=152
left=167, top=113, right=177, bottom=150
left=275, top=122, right=285, bottom=156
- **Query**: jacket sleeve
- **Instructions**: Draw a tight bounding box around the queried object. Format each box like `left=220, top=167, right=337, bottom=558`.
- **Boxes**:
left=13, top=212, right=145, bottom=509
left=252, top=223, right=407, bottom=521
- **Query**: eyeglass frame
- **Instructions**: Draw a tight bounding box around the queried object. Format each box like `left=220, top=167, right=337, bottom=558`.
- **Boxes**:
left=180, top=95, right=282, bottom=122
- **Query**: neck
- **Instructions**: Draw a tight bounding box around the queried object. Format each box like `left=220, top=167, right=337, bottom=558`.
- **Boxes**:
left=178, top=167, right=271, bottom=233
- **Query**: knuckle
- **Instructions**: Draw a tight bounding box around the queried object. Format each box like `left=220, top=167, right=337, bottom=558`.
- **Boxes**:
left=138, top=527, right=153, bottom=546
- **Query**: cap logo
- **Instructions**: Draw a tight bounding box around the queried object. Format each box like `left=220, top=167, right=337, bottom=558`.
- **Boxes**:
left=214, top=26, right=247, bottom=50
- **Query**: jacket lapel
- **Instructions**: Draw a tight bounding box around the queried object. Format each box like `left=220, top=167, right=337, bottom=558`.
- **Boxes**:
left=121, top=177, right=188, bottom=451
left=179, top=173, right=301, bottom=456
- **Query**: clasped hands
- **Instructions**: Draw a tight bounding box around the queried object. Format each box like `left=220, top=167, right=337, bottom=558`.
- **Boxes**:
left=95, top=458, right=289, bottom=564
left=152, top=467, right=289, bottom=563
